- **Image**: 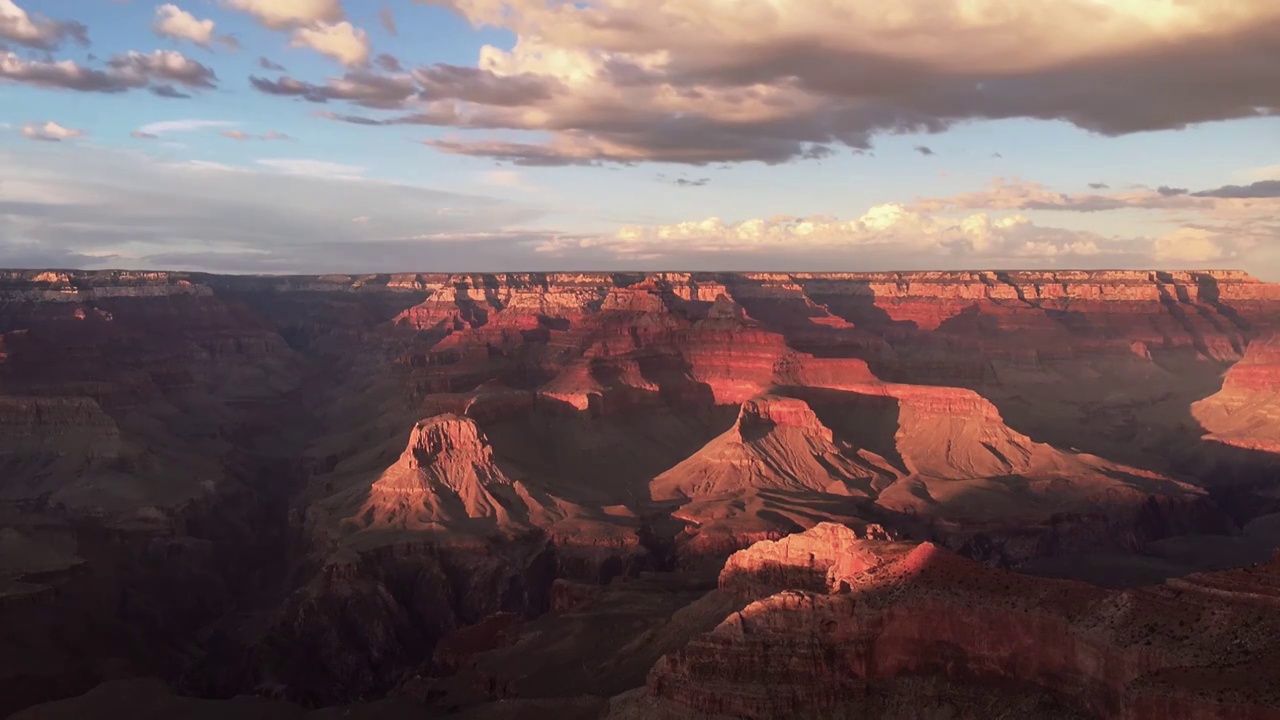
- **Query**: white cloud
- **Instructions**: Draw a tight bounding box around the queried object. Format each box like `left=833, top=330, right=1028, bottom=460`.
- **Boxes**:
left=0, top=0, right=86, bottom=50
left=220, top=130, right=294, bottom=141
left=290, top=21, right=370, bottom=66
left=19, top=121, right=84, bottom=142
left=153, top=4, right=217, bottom=46
left=478, top=170, right=528, bottom=188
left=1244, top=165, right=1280, bottom=183
left=254, top=158, right=366, bottom=178
left=221, top=0, right=343, bottom=29
left=537, top=204, right=1136, bottom=266
left=137, top=119, right=238, bottom=135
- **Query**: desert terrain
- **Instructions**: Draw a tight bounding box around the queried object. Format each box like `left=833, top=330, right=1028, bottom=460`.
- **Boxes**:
left=2, top=269, right=1278, bottom=719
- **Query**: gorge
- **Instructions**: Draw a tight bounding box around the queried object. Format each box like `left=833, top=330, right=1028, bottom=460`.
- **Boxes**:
left=2, top=269, right=1278, bottom=719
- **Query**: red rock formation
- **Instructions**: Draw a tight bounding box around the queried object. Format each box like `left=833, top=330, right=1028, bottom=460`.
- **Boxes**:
left=1193, top=333, right=1280, bottom=454
left=1, top=268, right=1277, bottom=717
left=351, top=414, right=556, bottom=534
left=632, top=524, right=1280, bottom=719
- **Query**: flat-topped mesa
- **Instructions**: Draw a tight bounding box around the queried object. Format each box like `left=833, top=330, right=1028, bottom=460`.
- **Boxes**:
left=735, top=395, right=832, bottom=441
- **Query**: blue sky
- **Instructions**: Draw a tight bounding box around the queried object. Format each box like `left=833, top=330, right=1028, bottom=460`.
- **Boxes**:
left=1, top=0, right=1278, bottom=275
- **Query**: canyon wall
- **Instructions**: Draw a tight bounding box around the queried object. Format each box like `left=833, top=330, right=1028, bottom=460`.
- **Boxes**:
left=1, top=268, right=1277, bottom=716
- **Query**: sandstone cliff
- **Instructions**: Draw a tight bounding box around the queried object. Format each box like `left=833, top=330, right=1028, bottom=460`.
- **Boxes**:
left=625, top=523, right=1280, bottom=719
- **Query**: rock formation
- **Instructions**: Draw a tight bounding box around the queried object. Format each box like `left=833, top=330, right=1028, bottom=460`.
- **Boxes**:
left=1193, top=333, right=1280, bottom=454
left=625, top=523, right=1280, bottom=719
left=1, top=268, right=1277, bottom=718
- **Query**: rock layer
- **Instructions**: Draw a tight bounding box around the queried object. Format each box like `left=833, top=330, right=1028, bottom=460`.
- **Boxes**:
left=633, top=523, right=1280, bottom=719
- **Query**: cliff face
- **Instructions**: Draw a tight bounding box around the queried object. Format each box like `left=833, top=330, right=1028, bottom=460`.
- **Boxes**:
left=630, top=523, right=1280, bottom=719
left=1193, top=333, right=1280, bottom=454
left=1, top=268, right=1278, bottom=717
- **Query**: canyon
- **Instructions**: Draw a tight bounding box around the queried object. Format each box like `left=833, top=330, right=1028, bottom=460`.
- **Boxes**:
left=1, top=269, right=1278, bottom=719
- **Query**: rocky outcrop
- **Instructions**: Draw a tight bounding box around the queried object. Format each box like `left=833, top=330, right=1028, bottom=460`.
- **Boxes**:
left=1193, top=333, right=1280, bottom=454
left=631, top=523, right=1280, bottom=719
left=351, top=414, right=562, bottom=535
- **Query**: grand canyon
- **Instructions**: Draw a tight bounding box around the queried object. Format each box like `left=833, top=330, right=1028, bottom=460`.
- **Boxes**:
left=0, top=269, right=1277, bottom=719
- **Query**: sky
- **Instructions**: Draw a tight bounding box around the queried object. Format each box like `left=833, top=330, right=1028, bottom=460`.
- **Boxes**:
left=1, top=0, right=1278, bottom=276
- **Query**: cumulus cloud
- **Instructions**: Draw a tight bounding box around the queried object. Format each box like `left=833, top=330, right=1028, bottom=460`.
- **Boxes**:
left=153, top=4, right=229, bottom=47
left=290, top=20, right=369, bottom=66
left=261, top=0, right=1280, bottom=165
left=0, top=0, right=87, bottom=50
left=221, top=0, right=343, bottom=30
left=19, top=121, right=84, bottom=142
left=108, top=50, right=217, bottom=87
left=0, top=49, right=216, bottom=94
left=537, top=204, right=1117, bottom=266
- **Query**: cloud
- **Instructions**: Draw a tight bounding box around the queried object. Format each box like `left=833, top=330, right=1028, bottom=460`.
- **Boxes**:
left=913, top=178, right=1280, bottom=226
left=250, top=71, right=415, bottom=108
left=131, top=130, right=159, bottom=139
left=290, top=20, right=370, bottom=66
left=153, top=4, right=228, bottom=47
left=137, top=119, right=237, bottom=134
left=0, top=144, right=548, bottom=273
left=672, top=177, right=710, bottom=187
left=1245, top=166, right=1280, bottom=183
left=19, top=121, right=84, bottom=142
left=108, top=50, right=217, bottom=88
left=221, top=0, right=343, bottom=30
left=914, top=145, right=935, bottom=156
left=1152, top=226, right=1253, bottom=263
left=253, top=158, right=363, bottom=177
left=0, top=0, right=88, bottom=50
left=1191, top=180, right=1280, bottom=199
left=149, top=84, right=192, bottom=98
left=413, top=64, right=560, bottom=106
left=220, top=130, right=295, bottom=141
left=257, top=0, right=1280, bottom=166
left=1088, top=182, right=1110, bottom=189
left=375, top=53, right=402, bottom=72
left=379, top=5, right=397, bottom=35
left=0, top=52, right=125, bottom=91
left=258, top=56, right=287, bottom=71
left=534, top=204, right=1130, bottom=268
left=0, top=49, right=217, bottom=94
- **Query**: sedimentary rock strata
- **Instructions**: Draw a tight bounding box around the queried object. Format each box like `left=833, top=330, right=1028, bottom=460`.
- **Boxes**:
left=0, top=268, right=1277, bottom=718
left=630, top=523, right=1280, bottom=719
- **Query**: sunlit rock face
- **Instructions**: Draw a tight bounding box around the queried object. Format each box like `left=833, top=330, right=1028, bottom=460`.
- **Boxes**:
left=1, top=269, right=1278, bottom=718
left=629, top=523, right=1280, bottom=720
